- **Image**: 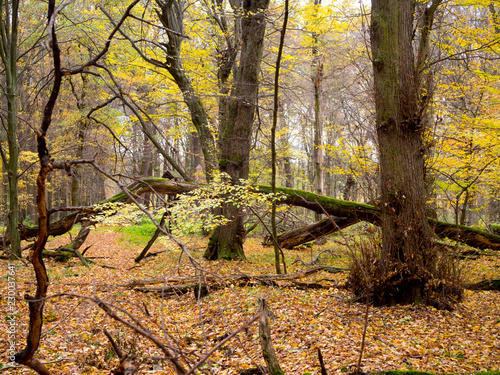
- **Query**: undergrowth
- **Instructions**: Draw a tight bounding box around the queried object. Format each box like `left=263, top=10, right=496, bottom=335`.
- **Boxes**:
left=114, top=220, right=158, bottom=246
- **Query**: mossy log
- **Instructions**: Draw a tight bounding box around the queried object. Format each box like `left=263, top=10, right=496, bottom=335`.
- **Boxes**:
left=6, top=178, right=500, bottom=252
left=3, top=179, right=195, bottom=246
left=464, top=279, right=500, bottom=291
left=42, top=223, right=92, bottom=265
left=277, top=215, right=500, bottom=250
left=430, top=219, right=500, bottom=251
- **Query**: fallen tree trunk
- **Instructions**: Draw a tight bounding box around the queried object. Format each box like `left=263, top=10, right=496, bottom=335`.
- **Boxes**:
left=6, top=177, right=500, bottom=252
left=42, top=222, right=92, bottom=265
left=126, top=265, right=345, bottom=296
left=464, top=279, right=500, bottom=291
left=2, top=179, right=195, bottom=246
left=430, top=219, right=500, bottom=251
left=275, top=216, right=360, bottom=249
left=275, top=214, right=500, bottom=250
left=135, top=211, right=169, bottom=263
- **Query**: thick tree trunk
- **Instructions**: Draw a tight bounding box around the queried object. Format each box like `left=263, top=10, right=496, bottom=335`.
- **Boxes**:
left=205, top=205, right=247, bottom=260
left=369, top=0, right=446, bottom=305
left=204, top=0, right=270, bottom=260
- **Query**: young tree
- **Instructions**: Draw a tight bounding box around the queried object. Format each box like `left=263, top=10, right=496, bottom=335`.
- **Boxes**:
left=14, top=2, right=140, bottom=372
left=311, top=0, right=324, bottom=222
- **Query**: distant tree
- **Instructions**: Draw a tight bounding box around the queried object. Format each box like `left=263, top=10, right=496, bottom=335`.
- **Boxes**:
left=311, top=0, right=324, bottom=220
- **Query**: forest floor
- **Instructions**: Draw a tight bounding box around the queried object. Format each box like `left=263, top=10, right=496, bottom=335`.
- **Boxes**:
left=0, top=224, right=499, bottom=375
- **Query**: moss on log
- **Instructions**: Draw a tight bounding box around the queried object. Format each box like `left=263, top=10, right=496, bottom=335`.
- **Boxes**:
left=7, top=178, right=500, bottom=253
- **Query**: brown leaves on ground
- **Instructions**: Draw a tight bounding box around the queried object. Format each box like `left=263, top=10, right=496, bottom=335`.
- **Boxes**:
left=0, top=228, right=499, bottom=374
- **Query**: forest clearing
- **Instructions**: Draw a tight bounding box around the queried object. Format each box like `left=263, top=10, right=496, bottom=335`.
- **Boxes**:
left=1, top=223, right=499, bottom=375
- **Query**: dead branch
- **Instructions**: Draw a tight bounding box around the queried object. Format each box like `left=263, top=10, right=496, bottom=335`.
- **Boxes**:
left=104, top=329, right=137, bottom=375
left=258, top=298, right=283, bottom=375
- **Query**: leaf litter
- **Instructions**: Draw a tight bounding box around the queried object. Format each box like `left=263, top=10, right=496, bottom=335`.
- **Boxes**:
left=0, top=227, right=499, bottom=374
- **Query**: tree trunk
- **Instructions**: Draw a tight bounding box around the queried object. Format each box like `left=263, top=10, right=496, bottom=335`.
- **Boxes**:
left=157, top=0, right=218, bottom=178
left=2, top=0, right=21, bottom=258
left=140, top=125, right=154, bottom=208
left=204, top=0, right=270, bottom=260
left=369, top=0, right=445, bottom=304
left=312, top=0, right=324, bottom=222
left=190, top=132, right=203, bottom=182
left=69, top=75, right=89, bottom=208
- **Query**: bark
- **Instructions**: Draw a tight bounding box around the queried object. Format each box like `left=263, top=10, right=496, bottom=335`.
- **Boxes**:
left=204, top=0, right=270, bottom=260
left=370, top=0, right=443, bottom=304
left=1, top=0, right=21, bottom=258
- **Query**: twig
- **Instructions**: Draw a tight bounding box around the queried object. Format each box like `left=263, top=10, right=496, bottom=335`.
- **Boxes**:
left=104, top=329, right=124, bottom=359
left=184, top=313, right=261, bottom=375
left=356, top=299, right=370, bottom=374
